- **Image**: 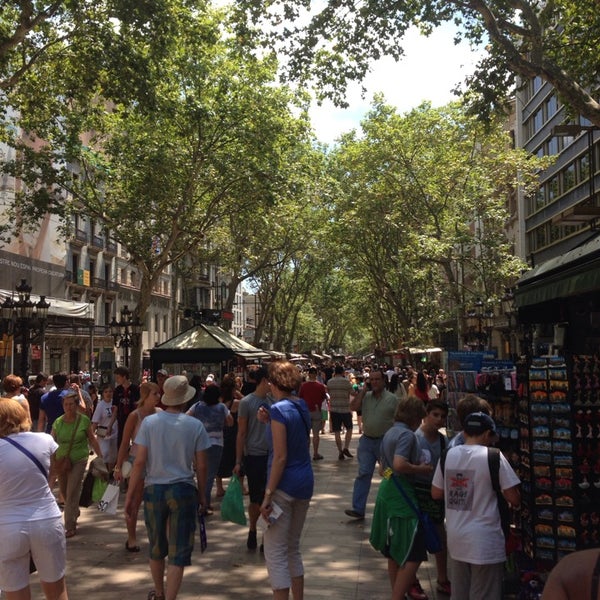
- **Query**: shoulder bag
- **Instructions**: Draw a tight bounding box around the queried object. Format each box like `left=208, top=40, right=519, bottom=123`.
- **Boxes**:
left=53, top=415, right=81, bottom=476
left=390, top=474, right=443, bottom=554
left=2, top=436, right=48, bottom=573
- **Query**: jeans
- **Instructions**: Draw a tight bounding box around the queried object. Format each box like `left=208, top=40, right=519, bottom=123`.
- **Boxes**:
left=205, top=444, right=224, bottom=506
left=351, top=434, right=382, bottom=515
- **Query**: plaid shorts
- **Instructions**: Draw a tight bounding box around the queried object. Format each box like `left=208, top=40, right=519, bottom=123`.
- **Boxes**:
left=143, top=482, right=198, bottom=566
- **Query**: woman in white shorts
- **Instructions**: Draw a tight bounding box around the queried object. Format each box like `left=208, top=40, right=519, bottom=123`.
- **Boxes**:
left=0, top=398, right=68, bottom=600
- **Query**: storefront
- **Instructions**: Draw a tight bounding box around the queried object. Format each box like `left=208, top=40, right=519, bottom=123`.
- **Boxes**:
left=514, top=233, right=600, bottom=567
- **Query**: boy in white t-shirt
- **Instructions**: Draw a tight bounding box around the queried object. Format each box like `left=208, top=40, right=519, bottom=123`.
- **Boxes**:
left=432, top=412, right=520, bottom=600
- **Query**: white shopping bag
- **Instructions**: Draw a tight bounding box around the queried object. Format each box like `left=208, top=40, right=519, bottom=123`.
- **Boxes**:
left=97, top=482, right=120, bottom=515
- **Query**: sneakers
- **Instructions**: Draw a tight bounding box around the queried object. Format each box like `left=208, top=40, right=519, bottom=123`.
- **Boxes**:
left=338, top=451, right=345, bottom=460
left=342, top=448, right=353, bottom=458
left=247, top=530, right=257, bottom=550
left=313, top=454, right=324, bottom=460
left=344, top=509, right=365, bottom=519
left=407, top=581, right=428, bottom=600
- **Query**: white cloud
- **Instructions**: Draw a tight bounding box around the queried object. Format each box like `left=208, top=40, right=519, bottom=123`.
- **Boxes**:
left=309, top=24, right=483, bottom=145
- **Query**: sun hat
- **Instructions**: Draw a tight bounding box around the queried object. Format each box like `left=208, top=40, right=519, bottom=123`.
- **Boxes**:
left=161, top=375, right=196, bottom=406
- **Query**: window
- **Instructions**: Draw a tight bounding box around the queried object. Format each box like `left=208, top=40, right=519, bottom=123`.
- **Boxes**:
left=563, top=162, right=576, bottom=192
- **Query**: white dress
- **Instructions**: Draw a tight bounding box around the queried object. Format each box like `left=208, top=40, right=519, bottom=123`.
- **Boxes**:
left=92, top=399, right=118, bottom=464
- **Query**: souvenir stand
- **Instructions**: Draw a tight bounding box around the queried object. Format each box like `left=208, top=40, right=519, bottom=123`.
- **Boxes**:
left=518, top=352, right=600, bottom=568
left=445, top=351, right=520, bottom=459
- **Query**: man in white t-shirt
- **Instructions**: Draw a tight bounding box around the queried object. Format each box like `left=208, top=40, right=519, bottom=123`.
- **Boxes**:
left=432, top=412, right=520, bottom=600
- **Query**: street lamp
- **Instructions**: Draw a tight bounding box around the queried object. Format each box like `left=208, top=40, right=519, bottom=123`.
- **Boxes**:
left=0, top=279, right=50, bottom=379
left=464, top=297, right=495, bottom=351
left=110, top=305, right=142, bottom=367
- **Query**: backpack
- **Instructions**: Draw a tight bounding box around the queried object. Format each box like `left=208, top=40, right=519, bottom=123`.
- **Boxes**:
left=440, top=446, right=511, bottom=539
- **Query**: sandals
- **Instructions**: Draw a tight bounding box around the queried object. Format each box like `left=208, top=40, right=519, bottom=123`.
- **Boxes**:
left=65, top=529, right=76, bottom=538
left=125, top=541, right=141, bottom=552
left=147, top=591, right=165, bottom=600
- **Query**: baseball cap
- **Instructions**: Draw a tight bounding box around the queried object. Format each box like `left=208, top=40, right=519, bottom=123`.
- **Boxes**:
left=157, top=369, right=168, bottom=377
left=463, top=412, right=498, bottom=437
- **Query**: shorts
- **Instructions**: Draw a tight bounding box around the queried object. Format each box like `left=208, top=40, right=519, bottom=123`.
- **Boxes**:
left=144, top=482, right=198, bottom=566
left=330, top=412, right=353, bottom=433
left=0, top=516, right=66, bottom=591
left=244, top=454, right=268, bottom=504
left=310, top=410, right=322, bottom=435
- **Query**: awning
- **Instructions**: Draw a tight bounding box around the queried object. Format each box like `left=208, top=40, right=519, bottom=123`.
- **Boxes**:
left=0, top=289, right=92, bottom=319
left=515, top=234, right=600, bottom=308
left=153, top=324, right=269, bottom=359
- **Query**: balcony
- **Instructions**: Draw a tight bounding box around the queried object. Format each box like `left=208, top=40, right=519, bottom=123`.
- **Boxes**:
left=90, top=234, right=104, bottom=251
left=70, top=228, right=88, bottom=246
left=104, top=240, right=118, bottom=255
left=92, top=277, right=106, bottom=290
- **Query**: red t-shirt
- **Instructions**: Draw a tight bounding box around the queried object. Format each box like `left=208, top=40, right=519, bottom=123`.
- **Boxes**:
left=299, top=380, right=327, bottom=412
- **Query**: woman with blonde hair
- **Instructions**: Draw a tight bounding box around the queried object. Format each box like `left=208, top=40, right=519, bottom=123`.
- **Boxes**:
left=0, top=398, right=69, bottom=599
left=114, top=381, right=162, bottom=552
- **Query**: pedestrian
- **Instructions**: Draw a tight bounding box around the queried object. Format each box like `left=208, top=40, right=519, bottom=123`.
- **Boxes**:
left=447, top=394, right=492, bottom=449
left=52, top=389, right=103, bottom=539
left=2, top=374, right=30, bottom=415
left=298, top=366, right=328, bottom=460
left=114, top=381, right=162, bottom=553
left=107, top=366, right=140, bottom=449
left=541, top=548, right=600, bottom=600
left=215, top=372, right=242, bottom=497
left=326, top=364, right=354, bottom=460
left=369, top=396, right=432, bottom=600
left=124, top=375, right=210, bottom=600
left=234, top=366, right=273, bottom=550
left=345, top=369, right=399, bottom=519
left=187, top=383, right=232, bottom=513
left=0, top=399, right=69, bottom=600
left=260, top=360, right=314, bottom=600
left=38, top=372, right=69, bottom=434
left=27, top=372, right=48, bottom=431
left=412, top=400, right=451, bottom=599
left=432, top=412, right=520, bottom=600
left=91, top=384, right=118, bottom=471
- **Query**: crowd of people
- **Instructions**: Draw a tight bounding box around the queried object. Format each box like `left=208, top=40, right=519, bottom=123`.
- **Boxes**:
left=0, top=362, right=585, bottom=600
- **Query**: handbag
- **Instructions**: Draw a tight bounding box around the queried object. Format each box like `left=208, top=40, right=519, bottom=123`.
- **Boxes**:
left=79, top=470, right=95, bottom=507
left=97, top=482, right=120, bottom=515
left=220, top=474, right=247, bottom=526
left=390, top=474, right=443, bottom=554
left=53, top=415, right=81, bottom=476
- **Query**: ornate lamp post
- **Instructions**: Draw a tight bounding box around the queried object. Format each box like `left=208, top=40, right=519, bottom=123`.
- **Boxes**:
left=109, top=305, right=142, bottom=367
left=0, top=279, right=50, bottom=379
left=464, top=297, right=495, bottom=351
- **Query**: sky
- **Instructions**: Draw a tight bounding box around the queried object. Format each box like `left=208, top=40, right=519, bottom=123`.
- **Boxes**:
left=309, top=24, right=483, bottom=145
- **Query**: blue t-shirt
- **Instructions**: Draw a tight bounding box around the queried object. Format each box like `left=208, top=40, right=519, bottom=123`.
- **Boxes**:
left=267, top=398, right=314, bottom=500
left=135, top=411, right=211, bottom=487
left=188, top=401, right=230, bottom=446
left=40, top=389, right=68, bottom=433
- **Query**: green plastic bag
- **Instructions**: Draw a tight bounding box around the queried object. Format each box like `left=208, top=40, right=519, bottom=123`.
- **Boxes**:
left=220, top=474, right=247, bottom=526
left=92, top=477, right=109, bottom=503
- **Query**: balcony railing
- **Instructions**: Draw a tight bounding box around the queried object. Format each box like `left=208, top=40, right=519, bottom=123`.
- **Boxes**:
left=90, top=234, right=104, bottom=250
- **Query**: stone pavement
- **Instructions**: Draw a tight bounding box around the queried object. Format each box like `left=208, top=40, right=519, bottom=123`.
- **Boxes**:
left=41, top=432, right=443, bottom=600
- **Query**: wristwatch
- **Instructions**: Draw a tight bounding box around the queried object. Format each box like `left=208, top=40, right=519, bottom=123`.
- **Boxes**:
left=265, top=488, right=273, bottom=496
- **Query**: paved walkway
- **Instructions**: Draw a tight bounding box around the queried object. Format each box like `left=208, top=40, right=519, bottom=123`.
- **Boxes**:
left=43, top=432, right=442, bottom=600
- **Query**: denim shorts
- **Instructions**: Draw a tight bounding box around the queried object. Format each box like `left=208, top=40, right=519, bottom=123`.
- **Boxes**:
left=143, top=482, right=198, bottom=566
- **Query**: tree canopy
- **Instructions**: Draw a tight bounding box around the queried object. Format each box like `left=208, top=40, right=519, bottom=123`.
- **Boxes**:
left=234, top=0, right=600, bottom=126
